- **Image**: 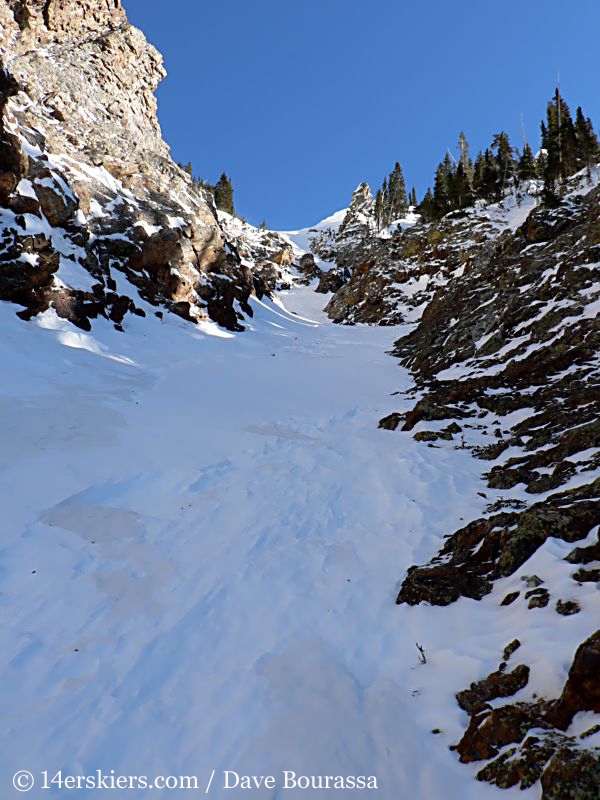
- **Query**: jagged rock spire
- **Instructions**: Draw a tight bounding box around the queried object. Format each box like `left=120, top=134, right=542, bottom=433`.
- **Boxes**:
left=334, top=183, right=376, bottom=267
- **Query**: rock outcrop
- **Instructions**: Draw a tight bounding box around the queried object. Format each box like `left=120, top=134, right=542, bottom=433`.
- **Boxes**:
left=383, top=179, right=600, bottom=795
left=0, top=0, right=275, bottom=330
left=451, top=632, right=600, bottom=795
left=318, top=165, right=600, bottom=796
left=322, top=195, right=518, bottom=325
left=334, top=182, right=375, bottom=266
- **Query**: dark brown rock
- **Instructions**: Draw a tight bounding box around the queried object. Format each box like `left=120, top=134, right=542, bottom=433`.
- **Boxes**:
left=477, top=736, right=559, bottom=790
left=378, top=412, right=402, bottom=431
left=457, top=664, right=530, bottom=714
left=572, top=568, right=600, bottom=583
left=316, top=266, right=349, bottom=294
left=555, top=600, right=581, bottom=616
left=397, top=480, right=600, bottom=606
left=503, top=639, right=521, bottom=661
left=527, top=589, right=550, bottom=609
left=0, top=70, right=28, bottom=203
left=457, top=702, right=549, bottom=764
left=565, top=539, right=600, bottom=564
left=548, top=630, right=600, bottom=729
left=540, top=747, right=600, bottom=799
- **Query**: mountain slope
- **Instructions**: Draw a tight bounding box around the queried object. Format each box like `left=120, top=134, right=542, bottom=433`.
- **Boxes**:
left=1, top=3, right=599, bottom=799
left=314, top=170, right=600, bottom=796
left=0, top=0, right=297, bottom=333
left=0, top=287, right=541, bottom=800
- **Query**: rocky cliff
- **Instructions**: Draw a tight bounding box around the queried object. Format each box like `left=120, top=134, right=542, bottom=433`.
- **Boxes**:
left=0, top=0, right=293, bottom=331
left=315, top=171, right=600, bottom=796
left=2, top=4, right=599, bottom=795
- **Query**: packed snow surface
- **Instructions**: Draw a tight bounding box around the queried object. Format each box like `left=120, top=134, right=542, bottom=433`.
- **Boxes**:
left=2, top=284, right=594, bottom=798
left=282, top=209, right=346, bottom=259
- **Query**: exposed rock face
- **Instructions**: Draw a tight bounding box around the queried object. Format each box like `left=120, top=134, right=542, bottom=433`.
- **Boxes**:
left=296, top=183, right=377, bottom=308
left=397, top=481, right=600, bottom=606
left=1, top=0, right=163, bottom=158
left=380, top=184, right=600, bottom=798
left=323, top=198, right=522, bottom=325
left=319, top=165, right=600, bottom=795
left=549, top=631, right=600, bottom=729
left=450, top=632, right=600, bottom=796
left=296, top=252, right=322, bottom=284
left=315, top=265, right=349, bottom=294
left=0, top=0, right=267, bottom=330
left=307, top=224, right=337, bottom=265
left=541, top=747, right=600, bottom=799
left=0, top=66, right=26, bottom=201
left=456, top=664, right=530, bottom=714
left=216, top=212, right=299, bottom=297
left=334, top=182, right=375, bottom=265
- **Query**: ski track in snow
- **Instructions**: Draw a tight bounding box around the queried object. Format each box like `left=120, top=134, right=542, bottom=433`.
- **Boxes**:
left=2, top=283, right=583, bottom=799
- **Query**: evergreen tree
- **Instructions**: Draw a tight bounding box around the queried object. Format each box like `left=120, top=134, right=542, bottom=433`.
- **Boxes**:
left=473, top=150, right=485, bottom=197
left=213, top=173, right=235, bottom=215
left=542, top=89, right=577, bottom=190
left=457, top=131, right=474, bottom=184
left=542, top=168, right=560, bottom=207
left=556, top=91, right=578, bottom=178
left=410, top=186, right=417, bottom=207
left=442, top=152, right=454, bottom=179
left=536, top=148, right=547, bottom=180
left=387, top=162, right=408, bottom=220
left=478, top=148, right=500, bottom=200
left=574, top=106, right=599, bottom=178
left=417, top=188, right=435, bottom=221
left=381, top=178, right=391, bottom=223
left=375, top=189, right=385, bottom=230
left=517, top=143, right=537, bottom=182
left=432, top=161, right=450, bottom=218
left=448, top=162, right=473, bottom=209
left=491, top=131, right=515, bottom=194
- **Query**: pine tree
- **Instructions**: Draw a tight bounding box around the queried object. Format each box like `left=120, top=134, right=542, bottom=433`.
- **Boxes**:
left=542, top=113, right=562, bottom=197
left=480, top=148, right=500, bottom=200
left=542, top=88, right=577, bottom=190
left=574, top=106, right=599, bottom=178
left=540, top=102, right=561, bottom=206
left=472, top=150, right=485, bottom=198
left=556, top=91, right=578, bottom=178
left=449, top=162, right=473, bottom=210
left=491, top=132, right=515, bottom=194
left=410, top=186, right=417, bottom=207
left=517, top=143, right=537, bottom=182
left=536, top=147, right=547, bottom=180
left=380, top=177, right=390, bottom=226
left=387, top=162, right=408, bottom=220
left=432, top=162, right=450, bottom=218
left=375, top=189, right=385, bottom=230
left=542, top=168, right=560, bottom=207
left=457, top=131, right=474, bottom=184
left=417, top=188, right=435, bottom=221
left=213, top=173, right=235, bottom=215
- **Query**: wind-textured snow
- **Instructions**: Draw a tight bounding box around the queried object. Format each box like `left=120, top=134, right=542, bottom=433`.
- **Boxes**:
left=2, top=281, right=595, bottom=798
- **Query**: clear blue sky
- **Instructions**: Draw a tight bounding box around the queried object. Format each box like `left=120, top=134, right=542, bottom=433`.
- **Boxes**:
left=122, top=0, right=600, bottom=229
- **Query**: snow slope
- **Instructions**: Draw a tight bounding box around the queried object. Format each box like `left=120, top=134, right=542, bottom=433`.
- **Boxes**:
left=2, top=282, right=584, bottom=799
left=282, top=209, right=347, bottom=264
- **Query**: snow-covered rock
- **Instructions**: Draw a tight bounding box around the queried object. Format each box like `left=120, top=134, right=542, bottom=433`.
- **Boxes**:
left=0, top=0, right=269, bottom=331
